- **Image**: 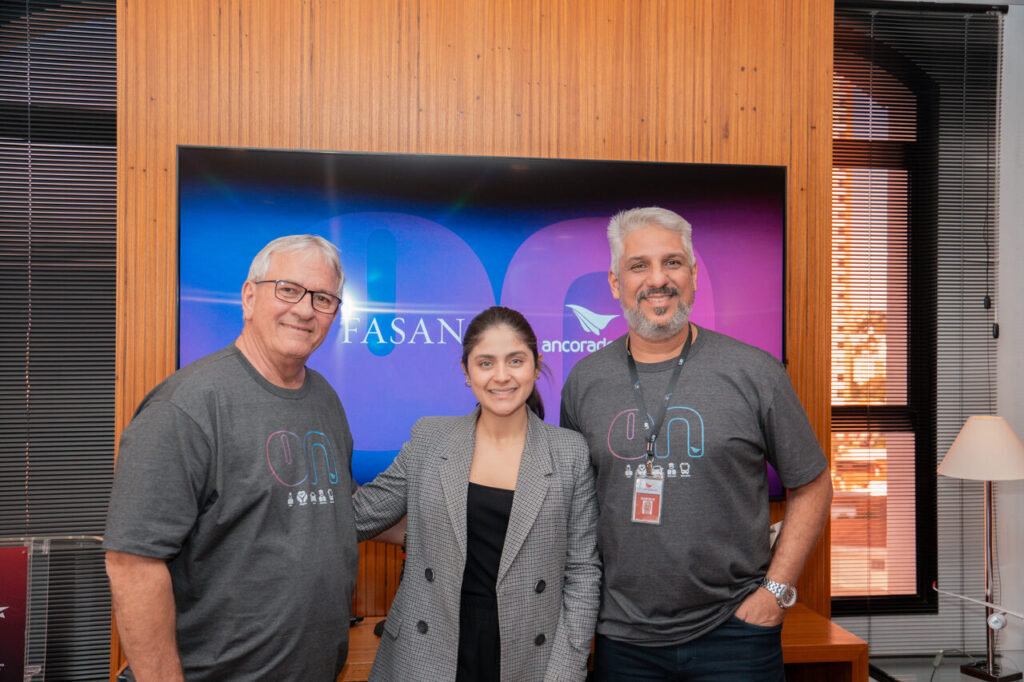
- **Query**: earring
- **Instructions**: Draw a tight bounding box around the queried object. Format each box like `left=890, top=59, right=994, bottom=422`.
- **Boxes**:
left=465, top=379, right=471, bottom=387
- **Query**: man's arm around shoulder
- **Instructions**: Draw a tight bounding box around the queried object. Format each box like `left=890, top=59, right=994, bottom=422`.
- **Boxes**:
left=733, top=468, right=833, bottom=626
left=106, top=550, right=185, bottom=682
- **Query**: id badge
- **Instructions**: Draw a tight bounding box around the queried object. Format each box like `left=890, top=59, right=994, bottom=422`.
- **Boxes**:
left=631, top=475, right=664, bottom=524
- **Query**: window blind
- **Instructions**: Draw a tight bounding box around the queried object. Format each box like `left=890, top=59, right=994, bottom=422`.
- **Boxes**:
left=0, top=1, right=116, bottom=678
left=831, top=3, right=1001, bottom=656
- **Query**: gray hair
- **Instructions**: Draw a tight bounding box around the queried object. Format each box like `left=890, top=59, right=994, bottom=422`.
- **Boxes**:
left=247, top=234, right=344, bottom=297
left=607, top=207, right=695, bottom=277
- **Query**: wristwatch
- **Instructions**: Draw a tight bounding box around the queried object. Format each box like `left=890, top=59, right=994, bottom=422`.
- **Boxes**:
left=760, top=577, right=797, bottom=609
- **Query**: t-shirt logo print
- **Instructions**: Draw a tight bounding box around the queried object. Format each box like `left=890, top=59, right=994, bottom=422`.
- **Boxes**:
left=607, top=407, right=706, bottom=474
left=266, top=430, right=340, bottom=509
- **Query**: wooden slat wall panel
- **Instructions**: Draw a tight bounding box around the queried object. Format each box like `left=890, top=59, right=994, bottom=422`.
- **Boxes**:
left=353, top=541, right=404, bottom=618
left=115, top=0, right=832, bottom=671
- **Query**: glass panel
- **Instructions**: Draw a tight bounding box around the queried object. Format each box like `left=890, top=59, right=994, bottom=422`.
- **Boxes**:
left=833, top=68, right=916, bottom=142
left=831, top=167, right=909, bottom=406
left=831, top=431, right=917, bottom=596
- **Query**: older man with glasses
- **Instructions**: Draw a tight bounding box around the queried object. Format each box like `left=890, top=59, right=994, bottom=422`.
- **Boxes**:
left=104, top=235, right=359, bottom=681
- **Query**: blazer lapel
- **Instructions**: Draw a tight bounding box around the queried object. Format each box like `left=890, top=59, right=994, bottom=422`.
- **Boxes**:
left=438, top=410, right=477, bottom=562
left=497, top=411, right=552, bottom=586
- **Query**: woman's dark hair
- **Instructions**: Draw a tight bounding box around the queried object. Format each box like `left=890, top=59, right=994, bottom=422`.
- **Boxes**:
left=461, top=306, right=546, bottom=419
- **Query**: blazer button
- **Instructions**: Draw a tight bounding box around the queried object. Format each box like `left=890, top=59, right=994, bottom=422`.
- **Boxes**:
left=417, top=620, right=429, bottom=634
left=534, top=633, right=546, bottom=646
left=535, top=579, right=546, bottom=593
left=425, top=568, right=434, bottom=582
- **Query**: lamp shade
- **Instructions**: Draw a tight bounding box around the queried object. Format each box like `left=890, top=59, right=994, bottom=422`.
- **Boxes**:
left=937, top=415, right=1024, bottom=481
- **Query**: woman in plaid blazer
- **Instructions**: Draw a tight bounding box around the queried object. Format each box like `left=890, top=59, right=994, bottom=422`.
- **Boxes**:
left=353, top=306, right=600, bottom=681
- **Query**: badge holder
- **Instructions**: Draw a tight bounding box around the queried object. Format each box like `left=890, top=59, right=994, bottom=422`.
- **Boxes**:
left=632, top=456, right=664, bottom=524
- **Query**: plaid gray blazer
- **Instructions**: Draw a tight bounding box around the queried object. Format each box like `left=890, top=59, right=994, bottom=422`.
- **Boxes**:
left=353, top=408, right=600, bottom=681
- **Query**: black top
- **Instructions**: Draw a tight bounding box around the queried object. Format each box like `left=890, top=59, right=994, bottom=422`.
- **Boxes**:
left=460, top=482, right=515, bottom=600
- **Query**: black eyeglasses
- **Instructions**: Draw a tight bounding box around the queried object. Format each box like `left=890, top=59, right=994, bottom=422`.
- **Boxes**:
left=253, top=280, right=341, bottom=314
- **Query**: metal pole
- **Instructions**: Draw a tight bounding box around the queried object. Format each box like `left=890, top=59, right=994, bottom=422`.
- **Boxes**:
left=986, top=480, right=995, bottom=676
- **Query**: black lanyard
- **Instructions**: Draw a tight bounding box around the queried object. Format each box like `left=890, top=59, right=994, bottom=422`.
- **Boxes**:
left=625, top=324, right=693, bottom=474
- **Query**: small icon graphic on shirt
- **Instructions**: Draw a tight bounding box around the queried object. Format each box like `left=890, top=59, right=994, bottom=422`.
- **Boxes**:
left=667, top=463, right=678, bottom=478
left=310, top=490, right=318, bottom=504
left=327, top=489, right=335, bottom=503
left=650, top=465, right=664, bottom=479
left=625, top=465, right=633, bottom=478
left=679, top=462, right=691, bottom=477
left=636, top=465, right=647, bottom=478
left=297, top=491, right=309, bottom=506
left=318, top=489, right=327, bottom=504
left=287, top=492, right=295, bottom=508
left=565, top=304, right=618, bottom=336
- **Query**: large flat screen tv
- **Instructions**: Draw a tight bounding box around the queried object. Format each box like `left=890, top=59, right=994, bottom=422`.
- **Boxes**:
left=178, top=147, right=787, bottom=498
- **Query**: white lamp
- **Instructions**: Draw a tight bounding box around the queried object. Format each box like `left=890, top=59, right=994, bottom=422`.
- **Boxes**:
left=937, top=415, right=1024, bottom=682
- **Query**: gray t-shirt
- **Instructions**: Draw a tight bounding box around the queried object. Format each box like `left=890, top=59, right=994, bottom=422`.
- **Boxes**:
left=560, top=327, right=826, bottom=646
left=104, top=345, right=359, bottom=680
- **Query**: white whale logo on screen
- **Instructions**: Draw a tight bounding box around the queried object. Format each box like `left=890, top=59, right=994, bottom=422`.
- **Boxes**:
left=566, top=304, right=618, bottom=336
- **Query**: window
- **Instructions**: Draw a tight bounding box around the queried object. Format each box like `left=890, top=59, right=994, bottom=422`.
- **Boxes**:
left=831, top=28, right=935, bottom=612
left=0, top=2, right=116, bottom=678
left=830, top=4, right=1002, bottom=655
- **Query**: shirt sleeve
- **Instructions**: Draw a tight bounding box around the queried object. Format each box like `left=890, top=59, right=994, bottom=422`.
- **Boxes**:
left=762, top=368, right=828, bottom=490
left=351, top=418, right=420, bottom=542
left=103, top=400, right=214, bottom=559
left=560, top=371, right=581, bottom=432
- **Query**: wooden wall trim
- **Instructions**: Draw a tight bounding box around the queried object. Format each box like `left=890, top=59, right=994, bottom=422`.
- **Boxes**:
left=116, top=0, right=833, bottom=673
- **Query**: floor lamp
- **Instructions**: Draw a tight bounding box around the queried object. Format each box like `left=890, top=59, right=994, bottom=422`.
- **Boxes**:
left=937, top=415, right=1024, bottom=682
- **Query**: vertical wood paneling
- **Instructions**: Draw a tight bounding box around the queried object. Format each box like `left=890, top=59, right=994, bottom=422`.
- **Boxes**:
left=116, top=0, right=833, bottom=670
left=796, top=0, right=834, bottom=620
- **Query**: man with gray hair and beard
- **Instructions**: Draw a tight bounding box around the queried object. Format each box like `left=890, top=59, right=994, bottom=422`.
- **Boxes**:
left=560, top=207, right=832, bottom=681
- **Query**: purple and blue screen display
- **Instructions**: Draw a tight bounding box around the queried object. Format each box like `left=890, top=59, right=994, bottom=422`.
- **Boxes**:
left=178, top=148, right=786, bottom=496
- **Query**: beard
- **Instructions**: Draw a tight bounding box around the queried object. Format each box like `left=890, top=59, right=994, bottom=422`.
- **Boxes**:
left=621, top=286, right=692, bottom=342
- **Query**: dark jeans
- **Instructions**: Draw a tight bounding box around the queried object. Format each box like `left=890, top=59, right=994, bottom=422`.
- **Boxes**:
left=592, top=615, right=785, bottom=682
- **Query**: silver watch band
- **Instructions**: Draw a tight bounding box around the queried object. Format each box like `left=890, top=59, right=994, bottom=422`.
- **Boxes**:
left=760, top=577, right=797, bottom=608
